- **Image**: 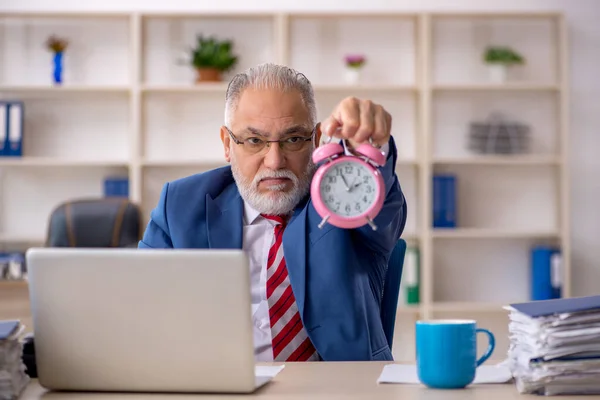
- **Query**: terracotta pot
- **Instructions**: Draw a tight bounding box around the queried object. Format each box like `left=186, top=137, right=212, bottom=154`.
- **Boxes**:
left=196, top=67, right=222, bottom=83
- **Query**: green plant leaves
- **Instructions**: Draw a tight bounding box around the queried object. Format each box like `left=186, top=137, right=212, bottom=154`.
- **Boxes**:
left=191, top=35, right=238, bottom=71
left=483, top=46, right=525, bottom=65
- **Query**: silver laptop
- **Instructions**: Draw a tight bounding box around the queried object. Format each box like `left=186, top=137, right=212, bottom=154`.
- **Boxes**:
left=25, top=247, right=274, bottom=393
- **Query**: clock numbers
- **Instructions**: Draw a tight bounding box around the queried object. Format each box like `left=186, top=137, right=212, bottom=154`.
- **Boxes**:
left=319, top=161, right=377, bottom=218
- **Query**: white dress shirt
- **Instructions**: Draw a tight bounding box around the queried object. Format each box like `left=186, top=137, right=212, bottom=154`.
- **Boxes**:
left=242, top=201, right=280, bottom=361
left=242, top=140, right=389, bottom=361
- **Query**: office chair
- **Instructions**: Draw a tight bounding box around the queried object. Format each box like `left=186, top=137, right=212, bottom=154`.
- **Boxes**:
left=45, top=197, right=143, bottom=248
left=380, top=238, right=407, bottom=351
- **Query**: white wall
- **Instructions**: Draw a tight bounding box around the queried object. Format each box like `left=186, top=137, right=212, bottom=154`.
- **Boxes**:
left=2, top=0, right=600, bottom=297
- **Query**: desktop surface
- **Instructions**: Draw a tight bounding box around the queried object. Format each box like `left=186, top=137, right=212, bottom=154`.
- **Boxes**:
left=18, top=362, right=600, bottom=400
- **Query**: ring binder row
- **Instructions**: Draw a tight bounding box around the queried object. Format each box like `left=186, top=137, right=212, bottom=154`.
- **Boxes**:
left=0, top=101, right=24, bottom=157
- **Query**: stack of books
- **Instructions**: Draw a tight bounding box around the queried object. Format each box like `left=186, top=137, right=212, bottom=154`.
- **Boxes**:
left=0, top=321, right=29, bottom=400
left=505, top=295, right=600, bottom=396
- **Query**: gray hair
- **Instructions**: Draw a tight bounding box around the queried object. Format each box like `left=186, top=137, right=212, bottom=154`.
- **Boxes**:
left=224, top=63, right=317, bottom=129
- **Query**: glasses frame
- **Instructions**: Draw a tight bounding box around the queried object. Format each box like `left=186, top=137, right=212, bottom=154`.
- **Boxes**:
left=225, top=125, right=317, bottom=154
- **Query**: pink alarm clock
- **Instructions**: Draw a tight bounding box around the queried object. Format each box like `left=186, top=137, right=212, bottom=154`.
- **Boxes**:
left=310, top=135, right=386, bottom=231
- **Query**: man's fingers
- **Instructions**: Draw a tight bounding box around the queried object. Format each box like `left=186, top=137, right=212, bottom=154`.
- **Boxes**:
left=339, top=97, right=361, bottom=139
left=354, top=99, right=375, bottom=143
left=372, top=105, right=388, bottom=145
left=321, top=116, right=341, bottom=139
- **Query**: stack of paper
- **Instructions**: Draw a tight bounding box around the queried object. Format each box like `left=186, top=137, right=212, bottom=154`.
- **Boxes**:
left=505, top=295, right=600, bottom=396
left=0, top=321, right=29, bottom=400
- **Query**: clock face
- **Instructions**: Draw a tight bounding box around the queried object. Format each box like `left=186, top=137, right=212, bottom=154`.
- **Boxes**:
left=319, top=160, right=378, bottom=217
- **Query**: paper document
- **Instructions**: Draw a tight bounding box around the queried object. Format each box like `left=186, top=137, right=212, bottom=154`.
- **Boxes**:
left=377, top=364, right=513, bottom=384
left=255, top=365, right=285, bottom=378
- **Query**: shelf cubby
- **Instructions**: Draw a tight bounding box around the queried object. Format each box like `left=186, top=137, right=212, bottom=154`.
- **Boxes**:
left=0, top=14, right=131, bottom=86
left=0, top=165, right=129, bottom=240
left=141, top=14, right=278, bottom=86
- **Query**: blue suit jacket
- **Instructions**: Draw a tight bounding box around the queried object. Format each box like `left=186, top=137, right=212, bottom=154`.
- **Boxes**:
left=139, top=136, right=407, bottom=361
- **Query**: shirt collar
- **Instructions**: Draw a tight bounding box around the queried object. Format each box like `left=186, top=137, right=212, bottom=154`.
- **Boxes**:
left=243, top=200, right=262, bottom=225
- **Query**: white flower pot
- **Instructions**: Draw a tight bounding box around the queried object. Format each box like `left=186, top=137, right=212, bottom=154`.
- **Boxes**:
left=344, top=68, right=361, bottom=84
left=488, top=64, right=507, bottom=84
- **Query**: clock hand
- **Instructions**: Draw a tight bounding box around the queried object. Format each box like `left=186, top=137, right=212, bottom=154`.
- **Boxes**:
left=340, top=174, right=351, bottom=191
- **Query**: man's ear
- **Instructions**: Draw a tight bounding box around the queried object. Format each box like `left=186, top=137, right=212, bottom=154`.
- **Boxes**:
left=220, top=126, right=232, bottom=162
left=314, top=122, right=322, bottom=147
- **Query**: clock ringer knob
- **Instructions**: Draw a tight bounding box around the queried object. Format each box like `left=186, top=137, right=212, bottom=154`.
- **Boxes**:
left=354, top=143, right=386, bottom=166
left=312, top=142, right=344, bottom=164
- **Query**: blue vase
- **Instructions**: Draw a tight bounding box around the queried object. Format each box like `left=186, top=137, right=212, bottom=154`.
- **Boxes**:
left=53, top=52, right=63, bottom=85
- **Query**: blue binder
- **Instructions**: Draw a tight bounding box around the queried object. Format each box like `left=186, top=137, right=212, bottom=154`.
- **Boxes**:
left=433, top=174, right=457, bottom=228
left=510, top=295, right=600, bottom=318
left=4, top=101, right=23, bottom=157
left=0, top=102, right=7, bottom=157
left=104, top=176, right=129, bottom=198
left=531, top=246, right=562, bottom=301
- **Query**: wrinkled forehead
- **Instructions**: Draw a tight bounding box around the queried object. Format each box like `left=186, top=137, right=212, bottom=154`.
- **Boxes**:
left=230, top=87, right=313, bottom=134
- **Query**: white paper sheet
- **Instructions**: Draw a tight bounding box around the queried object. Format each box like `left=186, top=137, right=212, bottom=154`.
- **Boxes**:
left=377, top=364, right=513, bottom=384
left=255, top=365, right=285, bottom=378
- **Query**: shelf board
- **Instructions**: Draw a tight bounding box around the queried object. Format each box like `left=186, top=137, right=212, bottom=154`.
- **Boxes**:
left=0, top=280, right=29, bottom=291
left=312, top=84, right=417, bottom=92
left=142, top=159, right=228, bottom=168
left=400, top=232, right=420, bottom=241
left=0, top=234, right=44, bottom=245
left=433, top=83, right=560, bottom=92
left=0, top=158, right=129, bottom=168
left=431, top=228, right=560, bottom=239
left=0, top=85, right=130, bottom=94
left=141, top=84, right=228, bottom=93
left=141, top=83, right=417, bottom=94
left=433, top=155, right=561, bottom=166
left=397, top=305, right=421, bottom=314
left=431, top=301, right=513, bottom=313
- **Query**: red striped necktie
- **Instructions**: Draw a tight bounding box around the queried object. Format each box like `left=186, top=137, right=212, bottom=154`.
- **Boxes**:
left=261, top=214, right=319, bottom=362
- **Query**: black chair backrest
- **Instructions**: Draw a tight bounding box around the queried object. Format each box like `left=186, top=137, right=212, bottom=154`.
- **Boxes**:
left=46, top=198, right=143, bottom=248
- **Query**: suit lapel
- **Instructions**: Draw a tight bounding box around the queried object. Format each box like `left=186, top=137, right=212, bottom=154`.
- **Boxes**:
left=206, top=183, right=243, bottom=249
left=282, top=195, right=310, bottom=323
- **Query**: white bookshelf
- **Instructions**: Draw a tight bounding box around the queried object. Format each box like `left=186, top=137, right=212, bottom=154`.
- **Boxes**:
left=0, top=11, right=570, bottom=363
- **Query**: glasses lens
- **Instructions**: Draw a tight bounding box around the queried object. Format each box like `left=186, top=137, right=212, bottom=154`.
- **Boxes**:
left=282, top=140, right=308, bottom=152
left=243, top=138, right=266, bottom=154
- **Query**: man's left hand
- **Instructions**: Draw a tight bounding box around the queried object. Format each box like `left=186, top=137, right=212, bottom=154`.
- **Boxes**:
left=321, top=96, right=392, bottom=149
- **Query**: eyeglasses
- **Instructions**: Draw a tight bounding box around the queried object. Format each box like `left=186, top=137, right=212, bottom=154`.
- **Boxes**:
left=225, top=126, right=315, bottom=155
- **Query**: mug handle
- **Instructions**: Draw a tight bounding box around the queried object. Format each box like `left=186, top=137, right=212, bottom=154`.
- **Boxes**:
left=475, top=328, right=495, bottom=367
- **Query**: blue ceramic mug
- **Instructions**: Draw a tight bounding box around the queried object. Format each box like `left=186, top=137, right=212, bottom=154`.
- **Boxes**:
left=416, top=319, right=495, bottom=389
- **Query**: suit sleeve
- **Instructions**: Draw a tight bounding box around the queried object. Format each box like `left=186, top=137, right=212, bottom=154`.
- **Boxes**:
left=352, top=135, right=407, bottom=255
left=138, top=183, right=174, bottom=248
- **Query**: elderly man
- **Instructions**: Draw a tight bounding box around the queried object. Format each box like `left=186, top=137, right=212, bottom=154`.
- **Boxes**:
left=139, top=63, right=407, bottom=362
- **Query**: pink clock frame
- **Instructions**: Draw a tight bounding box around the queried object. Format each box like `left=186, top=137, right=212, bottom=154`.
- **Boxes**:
left=310, top=155, right=385, bottom=230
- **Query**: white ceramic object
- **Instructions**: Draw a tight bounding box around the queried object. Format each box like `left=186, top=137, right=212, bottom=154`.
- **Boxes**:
left=488, top=64, right=507, bottom=84
left=345, top=68, right=361, bottom=84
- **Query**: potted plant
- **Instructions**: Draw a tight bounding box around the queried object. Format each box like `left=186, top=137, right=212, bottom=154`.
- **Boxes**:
left=344, top=54, right=366, bottom=84
left=45, top=35, right=68, bottom=85
left=483, top=46, right=525, bottom=83
left=190, top=35, right=238, bottom=83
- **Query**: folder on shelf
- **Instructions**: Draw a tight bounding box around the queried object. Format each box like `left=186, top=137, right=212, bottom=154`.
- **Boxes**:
left=7, top=101, right=24, bottom=157
left=0, top=102, right=7, bottom=157
left=530, top=246, right=562, bottom=301
left=432, top=174, right=457, bottom=228
left=403, top=247, right=420, bottom=305
left=104, top=176, right=129, bottom=198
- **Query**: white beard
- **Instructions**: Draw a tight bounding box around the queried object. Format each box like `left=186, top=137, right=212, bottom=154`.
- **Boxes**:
left=231, top=151, right=316, bottom=216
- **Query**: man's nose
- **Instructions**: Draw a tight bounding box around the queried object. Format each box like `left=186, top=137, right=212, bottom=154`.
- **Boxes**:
left=262, top=142, right=286, bottom=170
